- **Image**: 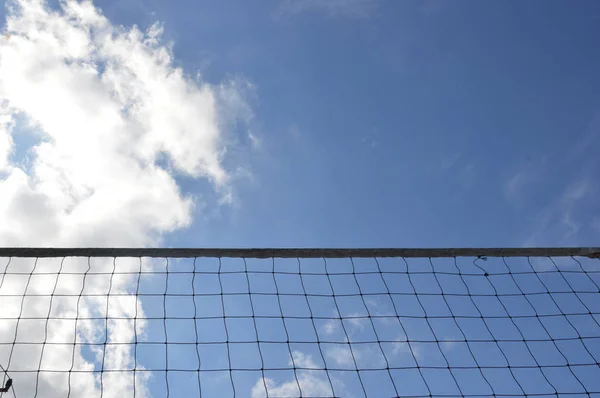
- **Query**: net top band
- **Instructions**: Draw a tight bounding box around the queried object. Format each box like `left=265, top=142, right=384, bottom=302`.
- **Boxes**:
left=0, top=247, right=599, bottom=258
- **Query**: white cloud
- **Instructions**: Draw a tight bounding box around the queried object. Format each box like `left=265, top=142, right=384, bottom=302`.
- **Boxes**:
left=290, top=350, right=320, bottom=370
left=320, top=309, right=342, bottom=336
left=278, top=0, right=377, bottom=18
left=0, top=0, right=251, bottom=396
left=251, top=351, right=337, bottom=398
left=0, top=103, right=13, bottom=171
left=322, top=318, right=338, bottom=335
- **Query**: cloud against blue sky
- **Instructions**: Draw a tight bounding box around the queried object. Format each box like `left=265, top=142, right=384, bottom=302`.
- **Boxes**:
left=0, top=0, right=253, bottom=395
left=1, top=0, right=600, bottom=397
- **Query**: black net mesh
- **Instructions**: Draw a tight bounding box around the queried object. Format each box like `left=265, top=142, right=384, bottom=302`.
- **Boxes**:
left=0, top=251, right=599, bottom=397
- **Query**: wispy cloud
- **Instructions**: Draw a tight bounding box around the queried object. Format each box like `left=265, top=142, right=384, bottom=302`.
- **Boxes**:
left=439, top=152, right=464, bottom=173
left=322, top=318, right=339, bottom=335
left=503, top=158, right=546, bottom=199
left=434, top=152, right=481, bottom=199
left=592, top=217, right=600, bottom=234
left=439, top=340, right=459, bottom=352
left=421, top=0, right=452, bottom=16
left=277, top=0, right=377, bottom=18
left=321, top=310, right=370, bottom=337
left=346, top=312, right=368, bottom=332
left=561, top=179, right=590, bottom=203
left=361, top=126, right=380, bottom=148
left=565, top=109, right=600, bottom=164
left=288, top=123, right=302, bottom=139
left=291, top=351, right=321, bottom=369
left=560, top=209, right=581, bottom=241
left=524, top=170, right=598, bottom=246
left=518, top=106, right=600, bottom=247
left=505, top=169, right=533, bottom=198
left=391, top=340, right=422, bottom=360
left=556, top=177, right=597, bottom=242
left=325, top=343, right=388, bottom=371
left=326, top=344, right=356, bottom=367
left=523, top=114, right=600, bottom=245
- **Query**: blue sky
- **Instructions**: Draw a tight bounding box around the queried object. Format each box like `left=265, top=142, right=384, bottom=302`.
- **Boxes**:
left=2, top=0, right=600, bottom=249
left=97, top=0, right=600, bottom=250
left=1, top=0, right=600, bottom=397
